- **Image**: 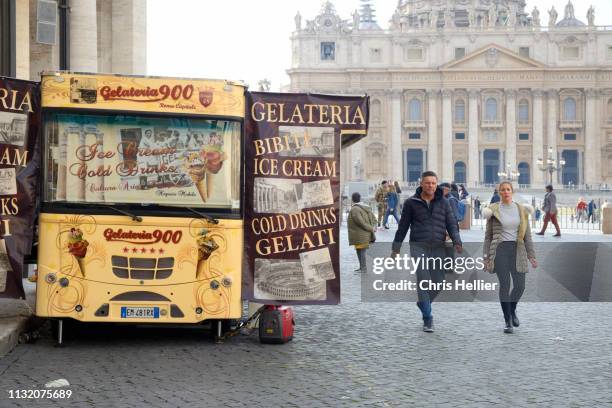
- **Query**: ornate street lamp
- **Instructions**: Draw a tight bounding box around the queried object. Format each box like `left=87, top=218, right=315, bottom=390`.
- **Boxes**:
left=537, top=146, right=565, bottom=186
left=497, top=163, right=520, bottom=182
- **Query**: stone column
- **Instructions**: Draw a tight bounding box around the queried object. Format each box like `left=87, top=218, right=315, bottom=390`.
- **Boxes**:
left=584, top=89, right=601, bottom=185
left=546, top=89, right=558, bottom=179
left=390, top=90, right=404, bottom=181
left=69, top=0, right=98, bottom=72
left=427, top=89, right=439, bottom=175
left=351, top=39, right=362, bottom=66
left=505, top=89, right=517, bottom=176
left=532, top=89, right=545, bottom=186
left=468, top=89, right=480, bottom=187
left=351, top=141, right=363, bottom=180
left=441, top=89, right=453, bottom=181
left=112, top=0, right=147, bottom=74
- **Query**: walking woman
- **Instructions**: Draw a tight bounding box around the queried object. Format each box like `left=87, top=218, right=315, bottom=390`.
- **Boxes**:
left=483, top=181, right=538, bottom=334
left=348, top=192, right=377, bottom=273
left=383, top=184, right=400, bottom=229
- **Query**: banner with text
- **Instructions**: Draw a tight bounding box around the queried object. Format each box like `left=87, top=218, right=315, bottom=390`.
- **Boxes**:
left=41, top=72, right=245, bottom=118
left=0, top=77, right=41, bottom=299
left=244, top=92, right=368, bottom=305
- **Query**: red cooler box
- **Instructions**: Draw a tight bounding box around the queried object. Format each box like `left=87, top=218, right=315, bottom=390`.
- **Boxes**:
left=259, top=305, right=294, bottom=344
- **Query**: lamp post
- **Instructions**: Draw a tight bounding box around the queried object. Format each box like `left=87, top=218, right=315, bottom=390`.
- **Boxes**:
left=497, top=163, right=520, bottom=182
left=537, top=146, right=566, bottom=186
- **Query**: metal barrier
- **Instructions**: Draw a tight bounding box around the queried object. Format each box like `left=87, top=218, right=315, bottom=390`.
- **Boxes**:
left=471, top=197, right=603, bottom=233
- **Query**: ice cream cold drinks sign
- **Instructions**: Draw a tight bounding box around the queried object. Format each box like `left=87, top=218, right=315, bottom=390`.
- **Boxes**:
left=244, top=92, right=369, bottom=305
left=0, top=78, right=41, bottom=299
left=40, top=74, right=245, bottom=209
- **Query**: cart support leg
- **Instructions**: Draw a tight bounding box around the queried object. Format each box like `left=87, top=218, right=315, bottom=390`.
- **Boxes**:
left=58, top=320, right=63, bottom=346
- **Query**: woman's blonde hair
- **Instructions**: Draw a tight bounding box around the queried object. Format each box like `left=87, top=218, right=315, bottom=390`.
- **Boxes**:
left=497, top=180, right=514, bottom=192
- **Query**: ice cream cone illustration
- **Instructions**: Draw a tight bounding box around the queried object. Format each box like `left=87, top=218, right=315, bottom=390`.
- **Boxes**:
left=184, top=142, right=227, bottom=203
left=184, top=153, right=208, bottom=202
left=197, top=229, right=219, bottom=261
left=67, top=228, right=89, bottom=276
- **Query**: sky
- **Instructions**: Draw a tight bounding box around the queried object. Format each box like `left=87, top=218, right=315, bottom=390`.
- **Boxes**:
left=147, top=0, right=612, bottom=91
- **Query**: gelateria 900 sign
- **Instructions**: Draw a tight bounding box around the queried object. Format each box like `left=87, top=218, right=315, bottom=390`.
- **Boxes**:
left=0, top=78, right=41, bottom=299
left=244, top=92, right=369, bottom=305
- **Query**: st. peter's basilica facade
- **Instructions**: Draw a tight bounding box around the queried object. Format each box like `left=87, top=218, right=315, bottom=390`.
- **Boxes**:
left=288, top=0, right=612, bottom=188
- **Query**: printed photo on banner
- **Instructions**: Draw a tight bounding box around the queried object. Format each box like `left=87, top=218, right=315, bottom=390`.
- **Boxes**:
left=0, top=111, right=27, bottom=147
left=254, top=178, right=300, bottom=214
left=300, top=247, right=335, bottom=283
left=70, top=77, right=98, bottom=104
left=295, top=179, right=334, bottom=210
left=0, top=238, right=12, bottom=292
left=0, top=168, right=17, bottom=195
left=254, top=258, right=327, bottom=301
left=278, top=126, right=335, bottom=158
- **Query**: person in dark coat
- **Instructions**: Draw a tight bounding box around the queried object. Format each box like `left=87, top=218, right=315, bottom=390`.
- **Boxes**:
left=536, top=185, right=561, bottom=237
left=588, top=199, right=597, bottom=223
left=490, top=189, right=501, bottom=204
left=390, top=171, right=463, bottom=333
left=459, top=184, right=469, bottom=200
left=348, top=192, right=377, bottom=273
left=473, top=197, right=481, bottom=219
left=383, top=184, right=400, bottom=229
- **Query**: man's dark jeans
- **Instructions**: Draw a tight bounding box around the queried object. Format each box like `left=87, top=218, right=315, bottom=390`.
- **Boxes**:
left=410, top=242, right=449, bottom=321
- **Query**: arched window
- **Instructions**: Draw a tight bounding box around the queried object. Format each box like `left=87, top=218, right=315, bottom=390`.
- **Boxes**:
left=454, top=161, right=466, bottom=184
left=371, top=100, right=381, bottom=121
left=518, top=99, right=530, bottom=123
left=455, top=99, right=465, bottom=123
left=485, top=98, right=498, bottom=121
left=518, top=162, right=530, bottom=185
left=564, top=97, right=577, bottom=121
left=371, top=151, right=382, bottom=173
left=607, top=98, right=612, bottom=120
left=409, top=98, right=422, bottom=121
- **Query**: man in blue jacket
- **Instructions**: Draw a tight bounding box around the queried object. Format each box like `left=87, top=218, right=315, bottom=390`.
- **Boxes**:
left=390, top=171, right=463, bottom=332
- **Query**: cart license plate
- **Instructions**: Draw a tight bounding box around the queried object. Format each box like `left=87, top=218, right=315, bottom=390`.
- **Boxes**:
left=121, top=306, right=159, bottom=319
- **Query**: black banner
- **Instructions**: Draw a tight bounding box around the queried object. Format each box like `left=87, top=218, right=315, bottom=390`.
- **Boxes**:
left=0, top=77, right=41, bottom=299
left=244, top=92, right=368, bottom=305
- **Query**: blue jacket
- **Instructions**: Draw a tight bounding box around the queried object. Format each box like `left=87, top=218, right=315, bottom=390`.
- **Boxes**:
left=392, top=186, right=462, bottom=252
left=386, top=191, right=399, bottom=210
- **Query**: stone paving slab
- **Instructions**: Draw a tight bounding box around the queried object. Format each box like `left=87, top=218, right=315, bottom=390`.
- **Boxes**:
left=0, top=230, right=610, bottom=407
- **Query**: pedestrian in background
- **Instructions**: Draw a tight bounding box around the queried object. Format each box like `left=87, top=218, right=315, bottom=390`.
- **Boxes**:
left=374, top=181, right=388, bottom=228
left=394, top=181, right=402, bottom=194
left=588, top=199, right=597, bottom=223
left=483, top=181, right=537, bottom=334
left=348, top=192, right=377, bottom=273
left=441, top=182, right=462, bottom=229
left=459, top=184, right=469, bottom=200
left=535, top=207, right=542, bottom=222
left=490, top=189, right=501, bottom=204
left=473, top=197, right=481, bottom=219
left=576, top=197, right=587, bottom=223
left=391, top=171, right=463, bottom=333
left=383, top=183, right=400, bottom=229
left=536, top=185, right=561, bottom=237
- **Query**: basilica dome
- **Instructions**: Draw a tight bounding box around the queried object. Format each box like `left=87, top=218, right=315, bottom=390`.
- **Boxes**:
left=556, top=17, right=585, bottom=28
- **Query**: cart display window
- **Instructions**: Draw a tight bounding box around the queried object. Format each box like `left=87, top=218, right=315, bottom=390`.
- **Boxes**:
left=43, top=112, right=241, bottom=209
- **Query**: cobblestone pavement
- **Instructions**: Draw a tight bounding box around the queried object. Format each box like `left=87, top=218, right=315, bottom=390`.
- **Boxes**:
left=0, top=227, right=611, bottom=407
